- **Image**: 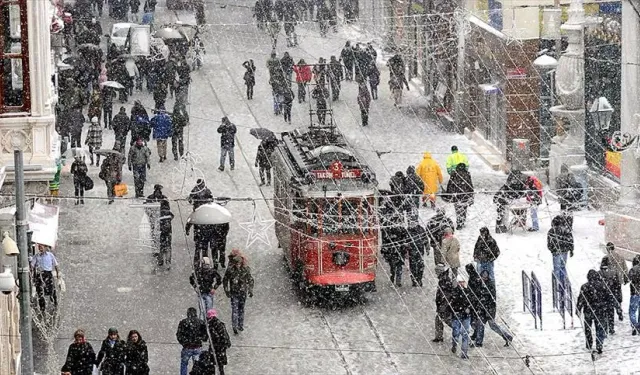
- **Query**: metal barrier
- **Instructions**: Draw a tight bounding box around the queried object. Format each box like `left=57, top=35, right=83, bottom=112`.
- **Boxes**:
left=522, top=270, right=543, bottom=329
left=552, top=273, right=574, bottom=329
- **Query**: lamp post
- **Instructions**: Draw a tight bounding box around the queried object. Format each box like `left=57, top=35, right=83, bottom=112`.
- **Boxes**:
left=589, top=96, right=614, bottom=132
left=533, top=54, right=558, bottom=171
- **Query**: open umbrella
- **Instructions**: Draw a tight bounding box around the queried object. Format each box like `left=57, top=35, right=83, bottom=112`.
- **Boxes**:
left=101, top=81, right=125, bottom=89
left=250, top=128, right=275, bottom=140
left=77, top=43, right=102, bottom=51
left=187, top=203, right=232, bottom=225
left=94, top=149, right=124, bottom=157
left=154, top=27, right=185, bottom=40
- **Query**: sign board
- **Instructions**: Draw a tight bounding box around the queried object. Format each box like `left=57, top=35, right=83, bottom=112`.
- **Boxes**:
left=28, top=202, right=60, bottom=248
left=506, top=67, right=527, bottom=79
left=128, top=25, right=151, bottom=56
left=310, top=168, right=362, bottom=179
left=605, top=150, right=621, bottom=179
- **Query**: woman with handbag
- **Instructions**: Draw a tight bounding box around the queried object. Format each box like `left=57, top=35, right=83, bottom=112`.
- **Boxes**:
left=71, top=155, right=89, bottom=205
left=85, top=117, right=103, bottom=166
left=99, top=148, right=124, bottom=204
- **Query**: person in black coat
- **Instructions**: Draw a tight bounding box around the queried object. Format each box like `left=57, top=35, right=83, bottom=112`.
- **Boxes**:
left=189, top=349, right=217, bottom=375
left=112, top=107, right=130, bottom=153
left=405, top=166, right=424, bottom=212
left=548, top=215, right=574, bottom=285
left=255, top=142, right=273, bottom=186
left=471, top=268, right=513, bottom=347
left=210, top=223, right=230, bottom=269
left=340, top=41, right=355, bottom=80
left=389, top=171, right=406, bottom=212
left=445, top=163, right=474, bottom=230
left=426, top=208, right=454, bottom=268
left=406, top=223, right=428, bottom=287
left=450, top=275, right=472, bottom=359
left=61, top=329, right=96, bottom=375
left=556, top=163, right=582, bottom=211
left=368, top=61, right=380, bottom=99
left=206, top=309, right=232, bottom=375
left=243, top=60, right=256, bottom=99
left=124, top=330, right=149, bottom=375
left=493, top=170, right=527, bottom=233
left=68, top=109, right=85, bottom=148
left=188, top=179, right=214, bottom=210
left=217, top=116, right=237, bottom=171
left=433, top=270, right=453, bottom=342
left=176, top=307, right=207, bottom=374
left=158, top=207, right=174, bottom=268
left=599, top=256, right=623, bottom=334
left=190, top=257, right=223, bottom=317
left=381, top=226, right=406, bottom=287
left=473, top=227, right=500, bottom=281
left=282, top=88, right=294, bottom=123
left=96, top=328, right=126, bottom=375
left=577, top=269, right=609, bottom=353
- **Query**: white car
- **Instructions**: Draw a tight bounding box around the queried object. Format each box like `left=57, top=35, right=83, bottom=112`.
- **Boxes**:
left=107, top=22, right=136, bottom=50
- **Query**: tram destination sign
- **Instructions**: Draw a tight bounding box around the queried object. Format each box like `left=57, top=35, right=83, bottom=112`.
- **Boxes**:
left=310, top=168, right=362, bottom=179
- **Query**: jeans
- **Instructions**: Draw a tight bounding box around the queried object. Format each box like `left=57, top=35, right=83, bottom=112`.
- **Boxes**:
left=454, top=203, right=468, bottom=228
left=476, top=261, right=495, bottom=282
left=220, top=147, right=235, bottom=169
left=103, top=107, right=113, bottom=129
left=553, top=253, right=568, bottom=285
left=389, top=261, right=402, bottom=285
left=584, top=314, right=607, bottom=350
left=180, top=347, right=202, bottom=375
left=106, top=180, right=116, bottom=202
left=172, top=129, right=184, bottom=159
left=360, top=108, right=368, bottom=126
left=132, top=164, right=147, bottom=197
left=530, top=206, right=539, bottom=230
left=451, top=317, right=471, bottom=355
left=630, top=295, right=640, bottom=330
left=231, top=294, right=247, bottom=329
left=475, top=318, right=512, bottom=345
left=199, top=292, right=213, bottom=318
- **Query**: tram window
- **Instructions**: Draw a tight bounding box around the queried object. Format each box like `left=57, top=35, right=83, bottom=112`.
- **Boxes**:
left=322, top=199, right=340, bottom=235
left=362, top=198, right=375, bottom=234
left=341, top=200, right=359, bottom=234
left=308, top=200, right=320, bottom=235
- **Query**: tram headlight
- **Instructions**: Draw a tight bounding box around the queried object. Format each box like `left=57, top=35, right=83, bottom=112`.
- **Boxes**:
left=332, top=251, right=350, bottom=266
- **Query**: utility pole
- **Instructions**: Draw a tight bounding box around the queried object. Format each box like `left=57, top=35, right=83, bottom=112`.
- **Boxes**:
left=555, top=0, right=562, bottom=57
left=15, top=149, right=33, bottom=375
left=454, top=0, right=466, bottom=132
left=422, top=0, right=432, bottom=97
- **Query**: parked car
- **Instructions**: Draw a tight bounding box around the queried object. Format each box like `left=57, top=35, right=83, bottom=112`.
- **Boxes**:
left=106, top=22, right=136, bottom=50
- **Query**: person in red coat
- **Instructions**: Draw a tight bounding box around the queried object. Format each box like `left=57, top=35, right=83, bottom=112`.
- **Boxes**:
left=293, top=59, right=312, bottom=103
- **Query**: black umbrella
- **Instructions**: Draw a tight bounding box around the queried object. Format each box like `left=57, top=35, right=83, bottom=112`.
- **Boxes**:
left=250, top=128, right=275, bottom=140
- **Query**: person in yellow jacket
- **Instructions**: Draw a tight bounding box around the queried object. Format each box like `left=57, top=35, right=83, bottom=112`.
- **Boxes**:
left=446, top=145, right=469, bottom=174
left=416, top=152, right=443, bottom=208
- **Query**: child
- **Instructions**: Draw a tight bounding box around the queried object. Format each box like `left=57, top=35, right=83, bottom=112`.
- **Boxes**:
left=85, top=117, right=103, bottom=166
left=70, top=155, right=88, bottom=205
left=243, top=60, right=256, bottom=100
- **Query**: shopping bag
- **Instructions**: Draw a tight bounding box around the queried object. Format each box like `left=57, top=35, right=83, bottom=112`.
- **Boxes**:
left=92, top=365, right=99, bottom=375
left=83, top=175, right=94, bottom=191
left=114, top=183, right=128, bottom=197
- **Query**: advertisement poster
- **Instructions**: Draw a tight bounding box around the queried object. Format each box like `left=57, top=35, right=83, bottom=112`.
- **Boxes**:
left=605, top=150, right=621, bottom=180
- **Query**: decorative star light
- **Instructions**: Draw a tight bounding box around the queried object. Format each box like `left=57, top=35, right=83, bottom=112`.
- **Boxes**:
left=239, top=207, right=275, bottom=248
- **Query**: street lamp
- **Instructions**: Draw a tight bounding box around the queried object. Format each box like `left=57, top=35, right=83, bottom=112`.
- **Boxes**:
left=589, top=96, right=614, bottom=131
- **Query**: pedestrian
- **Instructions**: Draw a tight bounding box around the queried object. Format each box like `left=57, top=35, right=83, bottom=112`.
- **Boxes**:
left=125, top=57, right=139, bottom=96
left=70, top=154, right=88, bottom=205
left=329, top=55, right=343, bottom=100
left=426, top=208, right=454, bottom=269
left=96, top=328, right=126, bottom=375
left=88, top=89, right=102, bottom=126
left=311, top=84, right=329, bottom=125
left=49, top=160, right=62, bottom=204
left=442, top=227, right=461, bottom=278
left=404, top=166, right=424, bottom=212
left=599, top=256, right=623, bottom=334
left=471, top=267, right=513, bottom=347
left=194, top=0, right=205, bottom=25
left=217, top=116, right=237, bottom=171
left=445, top=163, right=474, bottom=229
left=450, top=275, right=472, bottom=359
left=556, top=163, right=582, bottom=211
left=124, top=330, right=149, bottom=375
left=99, top=150, right=124, bottom=204
left=186, top=222, right=209, bottom=267
left=176, top=307, right=207, bottom=375
left=68, top=109, right=85, bottom=148
left=85, top=117, right=103, bottom=167
left=151, top=105, right=173, bottom=162
left=282, top=88, right=294, bottom=123
left=189, top=349, right=216, bottom=375
left=340, top=41, right=354, bottom=80
left=604, top=242, right=629, bottom=287
left=312, top=57, right=327, bottom=85
left=389, top=75, right=403, bottom=106
left=577, top=269, right=609, bottom=353
left=30, top=244, right=60, bottom=311
left=190, top=257, right=223, bottom=318
left=629, top=255, right=640, bottom=335
left=381, top=227, right=407, bottom=287
left=293, top=59, right=311, bottom=103
left=211, top=223, right=230, bottom=269
left=473, top=227, right=500, bottom=281
left=223, top=249, right=255, bottom=334
left=153, top=74, right=168, bottom=109
left=357, top=80, right=371, bottom=127
left=130, top=101, right=151, bottom=144
left=445, top=145, right=470, bottom=174
left=188, top=179, right=214, bottom=210
left=368, top=61, right=380, bottom=99
left=61, top=329, right=96, bottom=375
left=172, top=103, right=188, bottom=160
left=407, top=223, right=428, bottom=287
left=128, top=138, right=151, bottom=198
left=255, top=141, right=272, bottom=186
left=242, top=60, right=256, bottom=100
left=493, top=170, right=528, bottom=233
left=102, top=87, right=115, bottom=129
left=389, top=170, right=406, bottom=211
left=547, top=214, right=574, bottom=285
left=433, top=270, right=453, bottom=343
left=281, top=51, right=294, bottom=86
left=206, top=309, right=232, bottom=375
left=130, top=0, right=141, bottom=22
left=112, top=107, right=130, bottom=153
left=525, top=174, right=543, bottom=231
left=416, top=152, right=443, bottom=209
left=158, top=205, right=174, bottom=269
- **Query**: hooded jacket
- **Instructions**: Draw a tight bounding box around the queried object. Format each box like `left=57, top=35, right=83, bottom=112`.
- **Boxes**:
left=629, top=255, right=640, bottom=296
left=577, top=269, right=609, bottom=318
left=435, top=272, right=454, bottom=316
left=547, top=216, right=574, bottom=256
left=473, top=228, right=500, bottom=262
left=217, top=118, right=237, bottom=148
left=124, top=330, right=149, bottom=375
left=223, top=251, right=255, bottom=297
left=416, top=152, right=443, bottom=195
left=176, top=309, right=207, bottom=348
left=151, top=111, right=173, bottom=140
left=404, top=166, right=424, bottom=196
left=188, top=181, right=214, bottom=210
left=445, top=163, right=474, bottom=204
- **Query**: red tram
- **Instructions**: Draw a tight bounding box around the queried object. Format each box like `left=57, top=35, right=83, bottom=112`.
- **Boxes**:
left=271, top=126, right=380, bottom=299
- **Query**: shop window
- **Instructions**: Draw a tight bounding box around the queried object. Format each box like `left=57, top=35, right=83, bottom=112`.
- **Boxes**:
left=0, top=0, right=30, bottom=114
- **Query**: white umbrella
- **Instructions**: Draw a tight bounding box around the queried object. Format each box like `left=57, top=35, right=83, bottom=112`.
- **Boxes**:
left=187, top=203, right=232, bottom=225
left=102, top=80, right=125, bottom=89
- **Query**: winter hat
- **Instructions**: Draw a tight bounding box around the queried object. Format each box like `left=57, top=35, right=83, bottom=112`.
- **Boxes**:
left=443, top=227, right=453, bottom=235
left=91, top=117, right=98, bottom=123
left=606, top=242, right=615, bottom=252
left=207, top=309, right=217, bottom=319
left=154, top=184, right=163, bottom=191
left=108, top=327, right=118, bottom=335
left=600, top=256, right=611, bottom=269
left=451, top=145, right=458, bottom=152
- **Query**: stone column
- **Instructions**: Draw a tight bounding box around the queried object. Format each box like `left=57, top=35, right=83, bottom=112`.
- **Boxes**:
left=604, top=0, right=640, bottom=257
left=27, top=0, right=54, bottom=117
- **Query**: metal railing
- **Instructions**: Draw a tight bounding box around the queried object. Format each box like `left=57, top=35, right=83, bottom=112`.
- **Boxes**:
left=552, top=272, right=574, bottom=329
left=522, top=270, right=542, bottom=330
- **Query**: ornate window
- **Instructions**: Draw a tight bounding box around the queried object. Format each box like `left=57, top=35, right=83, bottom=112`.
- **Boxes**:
left=0, top=0, right=30, bottom=114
